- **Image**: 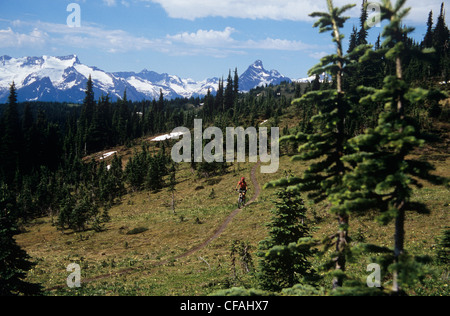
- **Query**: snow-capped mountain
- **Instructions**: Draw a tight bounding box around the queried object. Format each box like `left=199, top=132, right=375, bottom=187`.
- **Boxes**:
left=0, top=55, right=294, bottom=103
left=239, top=60, right=291, bottom=92
left=113, top=69, right=220, bottom=101
left=1, top=55, right=123, bottom=103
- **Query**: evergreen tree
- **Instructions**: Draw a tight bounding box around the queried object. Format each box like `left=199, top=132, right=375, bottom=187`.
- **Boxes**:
left=82, top=75, right=95, bottom=125
left=146, top=152, right=167, bottom=191
left=88, top=95, right=111, bottom=152
left=125, top=149, right=148, bottom=192
left=348, top=26, right=358, bottom=53
left=157, top=89, right=165, bottom=113
left=257, top=189, right=318, bottom=292
left=356, top=0, right=368, bottom=45
left=168, top=162, right=177, bottom=214
left=115, top=90, right=131, bottom=145
left=311, top=74, right=321, bottom=91
left=21, top=103, right=34, bottom=174
left=108, top=153, right=125, bottom=203
left=57, top=184, right=75, bottom=232
left=433, top=3, right=449, bottom=56
left=436, top=227, right=450, bottom=265
left=224, top=70, right=235, bottom=111
left=375, top=34, right=381, bottom=50
left=294, top=83, right=302, bottom=98
left=0, top=183, right=42, bottom=296
left=78, top=75, right=96, bottom=155
left=204, top=89, right=214, bottom=120
left=214, top=78, right=224, bottom=111
left=1, top=82, right=22, bottom=184
left=422, top=11, right=434, bottom=48
left=432, top=3, right=450, bottom=82
left=233, top=67, right=240, bottom=99
left=72, top=185, right=99, bottom=232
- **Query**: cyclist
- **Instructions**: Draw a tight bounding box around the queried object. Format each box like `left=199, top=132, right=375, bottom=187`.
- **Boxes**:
left=236, top=177, right=248, bottom=204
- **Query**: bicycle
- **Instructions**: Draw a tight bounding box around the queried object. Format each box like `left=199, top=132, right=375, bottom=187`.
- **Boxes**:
left=236, top=189, right=248, bottom=209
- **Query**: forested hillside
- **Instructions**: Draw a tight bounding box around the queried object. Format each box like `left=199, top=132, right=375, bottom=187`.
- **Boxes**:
left=0, top=0, right=449, bottom=297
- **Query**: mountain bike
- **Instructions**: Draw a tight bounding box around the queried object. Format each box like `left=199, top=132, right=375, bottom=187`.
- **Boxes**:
left=237, top=189, right=247, bottom=209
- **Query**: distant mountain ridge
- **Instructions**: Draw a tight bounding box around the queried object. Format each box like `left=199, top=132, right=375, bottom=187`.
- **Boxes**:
left=0, top=55, right=307, bottom=103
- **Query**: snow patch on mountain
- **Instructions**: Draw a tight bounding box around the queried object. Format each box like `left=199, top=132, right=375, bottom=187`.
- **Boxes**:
left=293, top=73, right=329, bottom=83
left=151, top=132, right=186, bottom=142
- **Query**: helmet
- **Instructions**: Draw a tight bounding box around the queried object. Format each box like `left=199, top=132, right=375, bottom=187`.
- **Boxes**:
left=241, top=177, right=245, bottom=181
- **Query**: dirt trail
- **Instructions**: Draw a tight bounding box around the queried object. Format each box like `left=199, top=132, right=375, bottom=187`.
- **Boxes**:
left=49, top=161, right=261, bottom=290
left=173, top=160, right=261, bottom=260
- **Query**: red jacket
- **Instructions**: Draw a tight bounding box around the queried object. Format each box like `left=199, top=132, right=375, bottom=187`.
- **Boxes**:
left=237, top=180, right=247, bottom=190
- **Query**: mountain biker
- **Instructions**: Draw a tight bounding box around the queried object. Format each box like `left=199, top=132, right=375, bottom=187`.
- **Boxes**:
left=236, top=177, right=248, bottom=201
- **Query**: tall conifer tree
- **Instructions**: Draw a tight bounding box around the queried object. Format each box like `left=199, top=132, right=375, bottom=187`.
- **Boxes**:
left=357, top=0, right=368, bottom=45
left=224, top=70, right=235, bottom=111
left=348, top=26, right=359, bottom=53
left=78, top=75, right=96, bottom=155
left=1, top=82, right=21, bottom=184
left=422, top=11, right=434, bottom=48
left=214, top=78, right=224, bottom=111
left=432, top=3, right=450, bottom=81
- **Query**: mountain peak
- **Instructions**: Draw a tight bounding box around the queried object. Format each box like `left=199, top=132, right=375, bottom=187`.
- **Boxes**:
left=251, top=60, right=264, bottom=69
left=239, top=60, right=291, bottom=92
left=56, top=54, right=80, bottom=64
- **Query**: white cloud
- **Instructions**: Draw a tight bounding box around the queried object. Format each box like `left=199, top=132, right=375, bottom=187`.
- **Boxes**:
left=145, top=0, right=445, bottom=23
left=147, top=0, right=320, bottom=21
left=242, top=38, right=316, bottom=51
left=0, top=20, right=169, bottom=53
left=103, top=0, right=117, bottom=7
left=166, top=27, right=317, bottom=52
left=0, top=27, right=48, bottom=48
left=309, top=51, right=328, bottom=60
left=167, top=27, right=236, bottom=46
left=102, top=0, right=131, bottom=7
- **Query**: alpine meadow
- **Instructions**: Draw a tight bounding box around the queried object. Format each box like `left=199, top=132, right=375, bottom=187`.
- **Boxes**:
left=0, top=0, right=449, bottom=300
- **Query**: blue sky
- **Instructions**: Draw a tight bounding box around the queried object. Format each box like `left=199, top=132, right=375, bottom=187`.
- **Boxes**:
left=0, top=0, right=447, bottom=80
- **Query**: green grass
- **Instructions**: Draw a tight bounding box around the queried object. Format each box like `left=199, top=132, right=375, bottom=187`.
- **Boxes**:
left=15, top=107, right=450, bottom=296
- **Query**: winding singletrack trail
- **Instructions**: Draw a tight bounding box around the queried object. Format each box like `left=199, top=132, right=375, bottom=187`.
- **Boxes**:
left=173, top=160, right=261, bottom=260
left=49, top=161, right=261, bottom=291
